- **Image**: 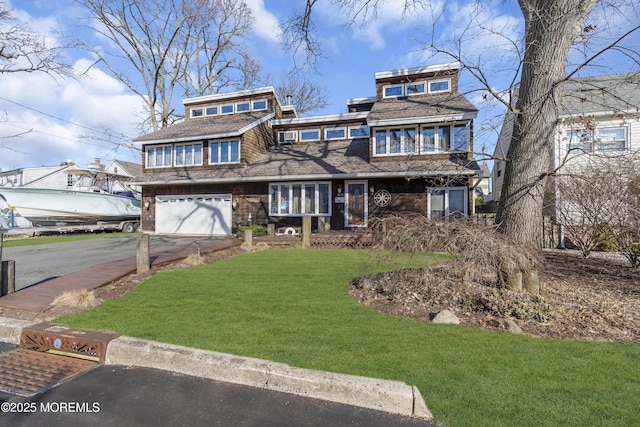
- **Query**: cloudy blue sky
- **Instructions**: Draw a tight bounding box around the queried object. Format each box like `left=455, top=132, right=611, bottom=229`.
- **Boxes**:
left=1, top=0, right=638, bottom=171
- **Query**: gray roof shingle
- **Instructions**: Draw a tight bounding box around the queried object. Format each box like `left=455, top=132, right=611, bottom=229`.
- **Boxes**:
left=133, top=111, right=273, bottom=143
left=135, top=138, right=479, bottom=185
left=367, top=93, right=478, bottom=123
left=561, top=72, right=640, bottom=116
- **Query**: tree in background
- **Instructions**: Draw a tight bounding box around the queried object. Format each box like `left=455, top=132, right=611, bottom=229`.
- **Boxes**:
left=275, top=73, right=328, bottom=114
left=79, top=0, right=258, bottom=132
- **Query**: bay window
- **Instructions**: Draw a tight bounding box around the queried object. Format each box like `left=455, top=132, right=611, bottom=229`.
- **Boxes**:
left=269, top=182, right=331, bottom=216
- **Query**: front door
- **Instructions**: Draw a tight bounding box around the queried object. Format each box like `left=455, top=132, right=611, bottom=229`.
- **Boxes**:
left=345, top=181, right=367, bottom=227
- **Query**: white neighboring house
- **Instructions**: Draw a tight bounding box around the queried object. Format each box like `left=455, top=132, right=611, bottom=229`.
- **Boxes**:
left=491, top=72, right=640, bottom=244
left=105, top=159, right=142, bottom=196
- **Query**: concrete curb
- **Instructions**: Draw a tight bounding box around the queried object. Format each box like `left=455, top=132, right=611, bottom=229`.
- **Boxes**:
left=0, top=317, right=433, bottom=420
left=106, top=336, right=433, bottom=420
left=0, top=318, right=37, bottom=344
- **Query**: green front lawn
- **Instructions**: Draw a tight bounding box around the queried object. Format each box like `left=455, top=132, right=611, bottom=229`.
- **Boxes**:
left=56, top=249, right=640, bottom=427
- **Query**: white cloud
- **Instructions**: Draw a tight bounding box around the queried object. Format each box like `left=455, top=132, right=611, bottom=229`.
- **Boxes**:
left=245, top=0, right=282, bottom=43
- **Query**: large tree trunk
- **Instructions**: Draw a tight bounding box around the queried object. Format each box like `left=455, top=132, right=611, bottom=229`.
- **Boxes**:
left=496, top=0, right=597, bottom=248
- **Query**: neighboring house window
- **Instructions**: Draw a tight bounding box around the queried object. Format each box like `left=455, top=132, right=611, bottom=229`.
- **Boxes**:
left=191, top=108, right=203, bottom=118
left=209, top=140, right=240, bottom=164
left=236, top=102, right=250, bottom=112
left=428, top=79, right=451, bottom=93
left=383, top=84, right=403, bottom=98
left=67, top=174, right=75, bottom=187
left=597, top=127, right=626, bottom=151
left=175, top=143, right=203, bottom=166
left=252, top=99, right=267, bottom=110
left=221, top=104, right=234, bottom=114
left=146, top=145, right=172, bottom=168
left=206, top=106, right=218, bottom=116
left=269, top=182, right=331, bottom=216
left=325, top=127, right=346, bottom=140
left=349, top=126, right=370, bottom=138
left=428, top=187, right=467, bottom=219
left=565, top=126, right=628, bottom=153
left=300, top=129, right=320, bottom=142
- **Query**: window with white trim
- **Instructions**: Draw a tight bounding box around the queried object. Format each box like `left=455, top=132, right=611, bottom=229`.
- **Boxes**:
left=300, top=129, right=320, bottom=142
left=406, top=83, right=425, bottom=95
left=428, top=187, right=467, bottom=219
left=220, top=104, right=234, bottom=114
left=324, top=127, right=346, bottom=140
left=428, top=79, right=451, bottom=93
left=209, top=140, right=240, bottom=164
left=236, top=102, right=250, bottom=112
left=252, top=99, right=267, bottom=110
left=383, top=84, right=403, bottom=98
left=205, top=106, right=218, bottom=116
left=175, top=143, right=203, bottom=166
left=374, top=127, right=419, bottom=155
left=566, top=126, right=628, bottom=153
left=191, top=108, right=203, bottom=118
left=349, top=126, right=370, bottom=138
left=146, top=145, right=173, bottom=168
left=269, top=182, right=331, bottom=216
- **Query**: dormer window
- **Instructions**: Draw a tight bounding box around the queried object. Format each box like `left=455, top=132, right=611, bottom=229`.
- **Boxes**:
left=325, top=128, right=346, bottom=140
left=221, top=104, right=234, bottom=114
left=252, top=99, right=267, bottom=110
left=406, top=83, right=425, bottom=95
left=300, top=130, right=320, bottom=142
left=428, top=79, right=451, bottom=94
left=206, top=106, right=218, bottom=115
left=236, top=102, right=250, bottom=112
left=383, top=84, right=404, bottom=98
left=191, top=108, right=204, bottom=118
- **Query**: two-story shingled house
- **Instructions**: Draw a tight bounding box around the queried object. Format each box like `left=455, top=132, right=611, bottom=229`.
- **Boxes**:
left=134, top=62, right=480, bottom=235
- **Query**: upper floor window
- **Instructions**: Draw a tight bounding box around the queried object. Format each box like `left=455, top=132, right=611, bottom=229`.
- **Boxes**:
left=325, top=127, right=346, bottom=140
left=428, top=79, right=451, bottom=93
left=221, top=104, right=234, bottom=114
left=191, top=108, right=203, bottom=118
left=300, top=129, right=320, bottom=142
left=209, top=140, right=240, bottom=164
left=349, top=126, right=370, bottom=138
left=146, top=145, right=173, bottom=168
left=175, top=143, right=203, bottom=167
left=383, top=84, right=404, bottom=98
left=206, top=106, right=218, bottom=116
left=236, top=102, right=250, bottom=112
left=406, top=83, right=425, bottom=95
left=252, top=99, right=267, bottom=110
left=375, top=123, right=469, bottom=157
left=566, top=126, right=627, bottom=153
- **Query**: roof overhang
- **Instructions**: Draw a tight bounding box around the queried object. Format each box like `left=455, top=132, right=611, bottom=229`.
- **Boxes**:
left=133, top=169, right=479, bottom=186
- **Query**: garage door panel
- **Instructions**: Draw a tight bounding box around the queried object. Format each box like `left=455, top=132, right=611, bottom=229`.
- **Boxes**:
left=156, top=194, right=232, bottom=235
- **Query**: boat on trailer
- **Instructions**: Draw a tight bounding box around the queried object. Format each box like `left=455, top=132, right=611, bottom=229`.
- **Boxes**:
left=0, top=168, right=141, bottom=227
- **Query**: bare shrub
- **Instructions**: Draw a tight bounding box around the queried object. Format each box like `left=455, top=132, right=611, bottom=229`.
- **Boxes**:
left=370, top=214, right=542, bottom=289
left=52, top=289, right=98, bottom=310
left=184, top=249, right=204, bottom=266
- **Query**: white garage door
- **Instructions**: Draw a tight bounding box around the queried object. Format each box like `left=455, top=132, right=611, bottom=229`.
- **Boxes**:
left=155, top=194, right=232, bottom=235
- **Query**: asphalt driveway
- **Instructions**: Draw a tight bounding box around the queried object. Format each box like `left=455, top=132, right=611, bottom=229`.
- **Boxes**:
left=2, top=235, right=225, bottom=291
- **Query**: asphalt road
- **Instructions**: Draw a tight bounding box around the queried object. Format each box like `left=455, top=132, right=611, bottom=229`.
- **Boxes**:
left=0, top=343, right=440, bottom=427
left=1, top=235, right=224, bottom=291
